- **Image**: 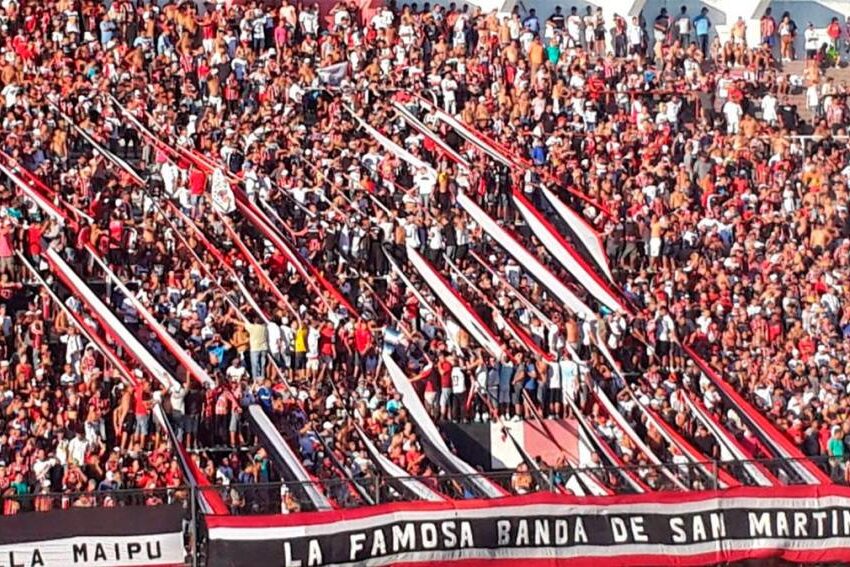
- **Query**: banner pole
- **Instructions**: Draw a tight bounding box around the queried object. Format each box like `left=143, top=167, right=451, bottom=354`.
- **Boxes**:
left=190, top=485, right=199, bottom=567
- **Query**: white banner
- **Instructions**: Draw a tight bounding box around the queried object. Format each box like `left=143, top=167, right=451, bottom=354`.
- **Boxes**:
left=0, top=504, right=185, bottom=567
left=456, top=193, right=595, bottom=320
left=405, top=246, right=505, bottom=359
left=383, top=353, right=507, bottom=498
left=541, top=187, right=614, bottom=283
left=512, top=192, right=624, bottom=313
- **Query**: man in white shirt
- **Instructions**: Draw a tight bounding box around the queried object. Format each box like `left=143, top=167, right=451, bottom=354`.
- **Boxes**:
left=566, top=7, right=582, bottom=48
left=61, top=327, right=86, bottom=372
left=299, top=5, right=319, bottom=36
left=267, top=315, right=282, bottom=367
left=450, top=363, right=466, bottom=421
left=414, top=166, right=436, bottom=208
left=440, top=72, right=458, bottom=114
left=32, top=449, right=57, bottom=488
left=804, top=23, right=819, bottom=59
left=306, top=324, right=321, bottom=377
left=226, top=357, right=248, bottom=382
left=371, top=7, right=393, bottom=30
left=169, top=381, right=187, bottom=441
left=558, top=350, right=579, bottom=417
left=676, top=6, right=692, bottom=46
left=654, top=306, right=676, bottom=365
left=761, top=92, right=778, bottom=125
left=722, top=99, right=742, bottom=134
left=68, top=430, right=90, bottom=467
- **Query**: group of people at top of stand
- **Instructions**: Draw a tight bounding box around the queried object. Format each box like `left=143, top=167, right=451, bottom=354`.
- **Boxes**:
left=2, top=0, right=850, bottom=515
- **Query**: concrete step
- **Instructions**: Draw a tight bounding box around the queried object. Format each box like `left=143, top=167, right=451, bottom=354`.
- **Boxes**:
left=773, top=60, right=850, bottom=125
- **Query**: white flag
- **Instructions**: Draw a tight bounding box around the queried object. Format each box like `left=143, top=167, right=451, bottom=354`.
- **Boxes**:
left=317, top=61, right=349, bottom=86
left=210, top=168, right=235, bottom=214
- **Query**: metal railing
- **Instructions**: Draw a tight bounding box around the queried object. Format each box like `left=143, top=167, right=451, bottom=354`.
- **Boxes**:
left=2, top=455, right=836, bottom=517
left=0, top=485, right=190, bottom=515
left=0, top=455, right=843, bottom=567
left=192, top=455, right=839, bottom=513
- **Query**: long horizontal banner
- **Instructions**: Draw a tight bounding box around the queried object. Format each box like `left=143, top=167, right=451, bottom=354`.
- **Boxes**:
left=45, top=248, right=179, bottom=391
left=405, top=246, right=505, bottom=359
left=205, top=486, right=850, bottom=567
left=456, top=193, right=595, bottom=320
left=0, top=504, right=184, bottom=567
left=383, top=353, right=507, bottom=499
left=86, top=245, right=215, bottom=389
left=512, top=191, right=624, bottom=313
left=152, top=404, right=230, bottom=516
left=247, top=405, right=334, bottom=512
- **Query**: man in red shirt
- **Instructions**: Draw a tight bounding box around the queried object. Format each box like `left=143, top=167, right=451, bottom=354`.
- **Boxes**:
left=353, top=319, right=372, bottom=378
left=437, top=353, right=453, bottom=421
left=318, top=322, right=336, bottom=380
left=188, top=167, right=207, bottom=215
left=133, top=380, right=152, bottom=446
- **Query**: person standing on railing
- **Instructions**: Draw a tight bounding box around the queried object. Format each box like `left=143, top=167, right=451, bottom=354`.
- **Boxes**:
left=693, top=8, right=711, bottom=57
left=827, top=18, right=843, bottom=68
left=828, top=424, right=846, bottom=481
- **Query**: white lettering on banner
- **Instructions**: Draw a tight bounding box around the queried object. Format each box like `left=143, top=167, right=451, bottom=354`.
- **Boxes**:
left=392, top=524, right=415, bottom=551
left=72, top=541, right=162, bottom=563
left=349, top=534, right=366, bottom=561
left=0, top=550, right=44, bottom=567
left=421, top=524, right=438, bottom=549
left=669, top=517, right=686, bottom=543
left=554, top=520, right=568, bottom=544
left=370, top=530, right=386, bottom=557
left=574, top=518, right=588, bottom=543
left=497, top=520, right=510, bottom=546
left=0, top=533, right=183, bottom=567
left=440, top=522, right=456, bottom=548
left=794, top=513, right=808, bottom=537
left=776, top=513, right=790, bottom=538
left=283, top=540, right=323, bottom=567
left=609, top=517, right=651, bottom=543
left=711, top=513, right=727, bottom=539
left=283, top=542, right=302, bottom=567
left=533, top=520, right=549, bottom=545
left=630, top=517, right=648, bottom=542
left=307, top=540, right=322, bottom=566
left=749, top=512, right=772, bottom=537
left=748, top=510, right=850, bottom=539
left=206, top=492, right=850, bottom=567
left=610, top=517, right=628, bottom=543
left=515, top=521, right=529, bottom=546
left=495, top=518, right=588, bottom=547
left=345, top=521, right=478, bottom=563
left=459, top=522, right=474, bottom=548
left=813, top=511, right=827, bottom=536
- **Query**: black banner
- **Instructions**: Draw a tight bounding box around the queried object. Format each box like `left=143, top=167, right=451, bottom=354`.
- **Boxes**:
left=0, top=504, right=185, bottom=567
left=206, top=486, right=850, bottom=567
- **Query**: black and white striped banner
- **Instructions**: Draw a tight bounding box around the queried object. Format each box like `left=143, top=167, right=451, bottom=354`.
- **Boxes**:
left=0, top=504, right=185, bottom=567
left=205, top=486, right=850, bottom=567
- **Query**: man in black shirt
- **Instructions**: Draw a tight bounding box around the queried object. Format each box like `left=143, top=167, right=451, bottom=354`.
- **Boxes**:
left=184, top=382, right=204, bottom=450
left=548, top=7, right=565, bottom=31
left=693, top=424, right=719, bottom=460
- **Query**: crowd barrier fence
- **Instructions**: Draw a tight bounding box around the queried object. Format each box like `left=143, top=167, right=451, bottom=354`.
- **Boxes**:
left=1, top=455, right=842, bottom=566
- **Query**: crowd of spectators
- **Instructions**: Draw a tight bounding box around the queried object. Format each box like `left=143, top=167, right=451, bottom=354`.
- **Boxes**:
left=1, top=0, right=850, bottom=515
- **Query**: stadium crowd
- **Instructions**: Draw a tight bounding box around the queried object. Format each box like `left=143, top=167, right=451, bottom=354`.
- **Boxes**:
left=2, top=0, right=850, bottom=514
